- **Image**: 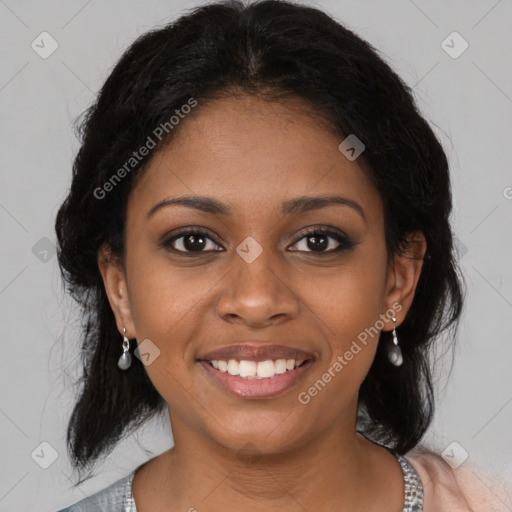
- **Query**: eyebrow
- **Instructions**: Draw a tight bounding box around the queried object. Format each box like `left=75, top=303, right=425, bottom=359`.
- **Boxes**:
left=146, top=194, right=366, bottom=222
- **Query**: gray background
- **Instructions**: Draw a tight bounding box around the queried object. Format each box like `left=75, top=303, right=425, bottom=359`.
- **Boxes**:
left=1, top=0, right=511, bottom=510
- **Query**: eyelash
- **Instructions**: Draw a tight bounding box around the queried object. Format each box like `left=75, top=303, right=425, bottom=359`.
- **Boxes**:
left=159, top=226, right=357, bottom=256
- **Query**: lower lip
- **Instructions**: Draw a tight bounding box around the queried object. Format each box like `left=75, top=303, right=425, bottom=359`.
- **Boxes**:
left=198, top=360, right=314, bottom=399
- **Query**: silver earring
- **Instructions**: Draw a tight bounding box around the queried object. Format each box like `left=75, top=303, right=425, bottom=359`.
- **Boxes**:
left=387, top=316, right=403, bottom=366
left=117, top=327, right=132, bottom=370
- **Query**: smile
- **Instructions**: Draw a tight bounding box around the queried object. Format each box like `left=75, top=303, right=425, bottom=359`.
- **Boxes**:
left=198, top=358, right=314, bottom=398
left=209, top=358, right=306, bottom=378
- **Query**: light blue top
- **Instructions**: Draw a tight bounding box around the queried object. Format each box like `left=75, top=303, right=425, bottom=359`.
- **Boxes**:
left=56, top=449, right=423, bottom=511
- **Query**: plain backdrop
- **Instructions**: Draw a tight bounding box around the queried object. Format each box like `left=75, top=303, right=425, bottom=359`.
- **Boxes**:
left=1, top=0, right=511, bottom=510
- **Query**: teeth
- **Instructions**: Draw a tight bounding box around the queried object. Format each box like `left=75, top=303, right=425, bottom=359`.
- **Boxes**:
left=257, top=360, right=276, bottom=378
left=239, top=360, right=257, bottom=377
left=227, top=359, right=239, bottom=375
left=208, top=358, right=306, bottom=379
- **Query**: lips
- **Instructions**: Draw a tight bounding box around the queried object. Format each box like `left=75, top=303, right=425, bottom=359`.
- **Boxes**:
left=199, top=358, right=315, bottom=398
left=196, top=342, right=315, bottom=363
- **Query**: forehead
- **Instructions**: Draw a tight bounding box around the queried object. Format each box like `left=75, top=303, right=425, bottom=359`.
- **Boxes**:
left=128, top=95, right=382, bottom=223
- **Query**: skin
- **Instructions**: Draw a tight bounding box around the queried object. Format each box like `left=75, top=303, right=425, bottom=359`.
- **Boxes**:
left=98, top=94, right=426, bottom=512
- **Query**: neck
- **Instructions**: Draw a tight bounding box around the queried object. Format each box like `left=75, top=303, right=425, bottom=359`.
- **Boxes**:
left=133, top=407, right=403, bottom=511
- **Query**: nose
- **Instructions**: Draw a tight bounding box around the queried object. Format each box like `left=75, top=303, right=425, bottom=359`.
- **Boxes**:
left=216, top=248, right=300, bottom=328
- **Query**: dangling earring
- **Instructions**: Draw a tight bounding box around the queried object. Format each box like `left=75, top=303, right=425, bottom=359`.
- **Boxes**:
left=117, top=327, right=132, bottom=370
left=387, top=316, right=403, bottom=366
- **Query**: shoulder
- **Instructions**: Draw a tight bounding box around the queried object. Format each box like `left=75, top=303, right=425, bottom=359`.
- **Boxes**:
left=55, top=471, right=136, bottom=512
left=404, top=445, right=512, bottom=512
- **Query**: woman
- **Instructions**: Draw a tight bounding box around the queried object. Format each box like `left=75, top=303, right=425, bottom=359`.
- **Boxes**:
left=54, top=1, right=510, bottom=510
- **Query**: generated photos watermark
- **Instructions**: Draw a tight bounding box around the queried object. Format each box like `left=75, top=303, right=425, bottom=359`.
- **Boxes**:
left=297, top=302, right=403, bottom=405
left=93, top=97, right=198, bottom=200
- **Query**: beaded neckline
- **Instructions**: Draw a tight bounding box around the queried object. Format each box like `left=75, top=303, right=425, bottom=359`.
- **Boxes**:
left=392, top=451, right=424, bottom=511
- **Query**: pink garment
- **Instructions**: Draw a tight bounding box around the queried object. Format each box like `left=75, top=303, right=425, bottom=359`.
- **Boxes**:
left=404, top=446, right=512, bottom=511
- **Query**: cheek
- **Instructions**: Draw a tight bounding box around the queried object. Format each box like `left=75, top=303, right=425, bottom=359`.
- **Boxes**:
left=306, top=246, right=388, bottom=333
left=124, top=255, right=201, bottom=410
left=303, top=243, right=388, bottom=381
left=126, top=247, right=217, bottom=338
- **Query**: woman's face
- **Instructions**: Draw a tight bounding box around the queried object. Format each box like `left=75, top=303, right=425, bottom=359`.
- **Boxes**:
left=100, top=94, right=422, bottom=455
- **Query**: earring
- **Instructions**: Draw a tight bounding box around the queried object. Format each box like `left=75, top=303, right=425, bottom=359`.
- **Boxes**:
left=117, top=327, right=132, bottom=370
left=387, top=316, right=403, bottom=367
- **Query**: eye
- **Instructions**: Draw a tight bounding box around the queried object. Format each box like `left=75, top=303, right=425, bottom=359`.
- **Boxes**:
left=160, top=226, right=357, bottom=256
left=161, top=229, right=223, bottom=254
left=288, top=227, right=357, bottom=254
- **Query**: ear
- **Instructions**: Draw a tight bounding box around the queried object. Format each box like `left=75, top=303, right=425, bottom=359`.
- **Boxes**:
left=382, top=231, right=427, bottom=330
left=97, top=243, right=136, bottom=338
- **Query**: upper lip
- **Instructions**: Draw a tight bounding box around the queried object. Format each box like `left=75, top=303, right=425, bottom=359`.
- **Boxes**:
left=197, top=342, right=315, bottom=362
